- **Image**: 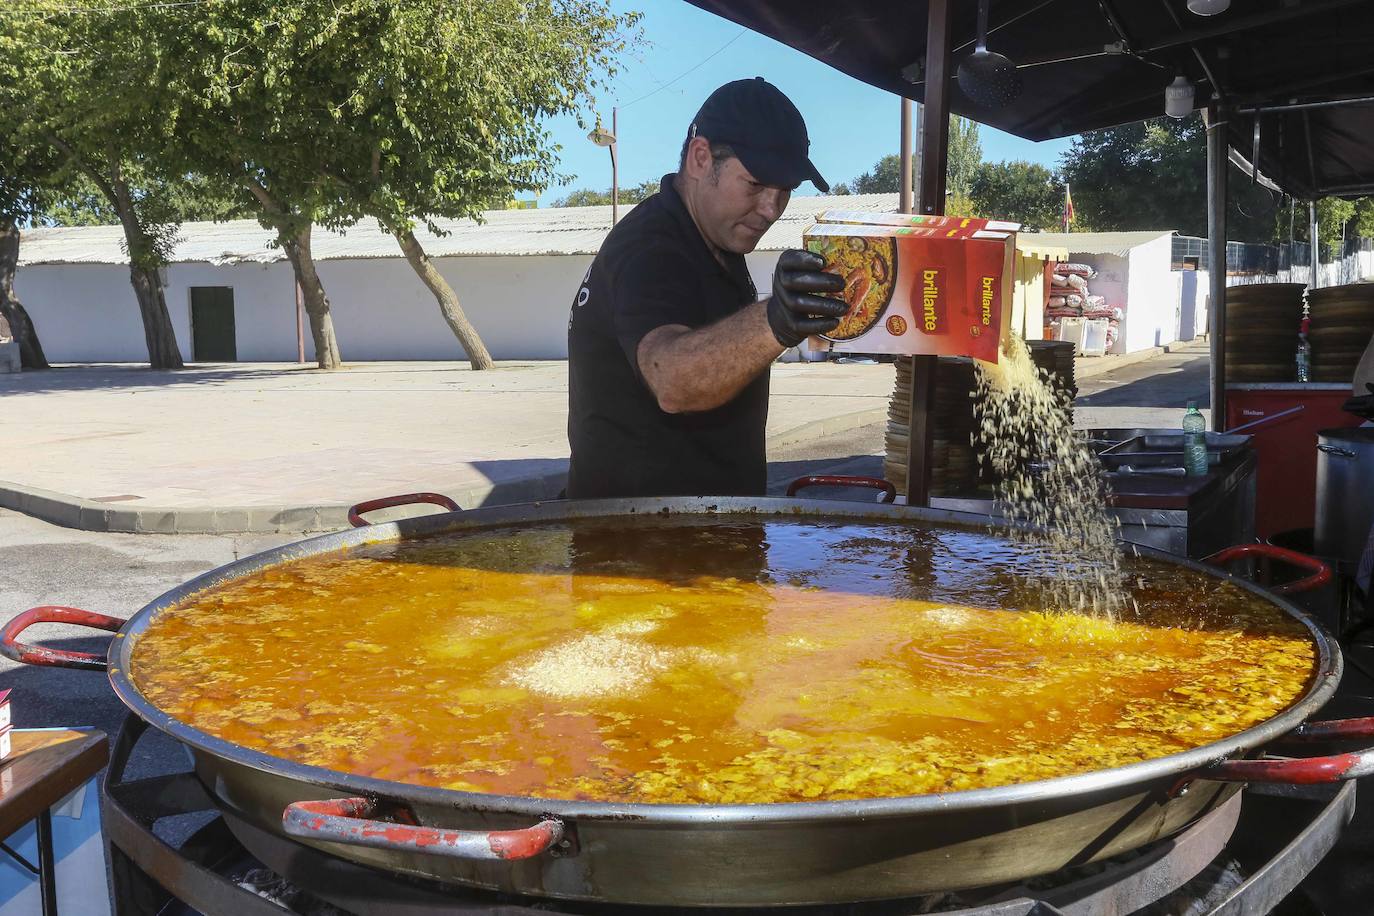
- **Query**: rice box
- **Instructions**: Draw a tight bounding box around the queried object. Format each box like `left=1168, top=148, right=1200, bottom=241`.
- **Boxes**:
left=802, top=220, right=1016, bottom=364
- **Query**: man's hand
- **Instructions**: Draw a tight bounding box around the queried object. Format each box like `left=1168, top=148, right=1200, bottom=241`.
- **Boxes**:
left=766, top=249, right=848, bottom=348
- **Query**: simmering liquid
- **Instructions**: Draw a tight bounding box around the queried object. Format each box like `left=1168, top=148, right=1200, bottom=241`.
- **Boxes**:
left=130, top=517, right=1316, bottom=804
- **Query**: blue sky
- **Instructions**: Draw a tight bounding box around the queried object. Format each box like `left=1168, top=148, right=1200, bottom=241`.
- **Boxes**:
left=539, top=1, right=1074, bottom=202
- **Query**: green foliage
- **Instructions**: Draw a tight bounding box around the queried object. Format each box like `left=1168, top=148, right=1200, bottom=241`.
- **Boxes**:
left=38, top=173, right=253, bottom=228
left=2, top=2, right=166, bottom=268
left=1356, top=198, right=1374, bottom=239
left=839, top=116, right=983, bottom=196
left=148, top=0, right=635, bottom=238
left=969, top=160, right=1060, bottom=229
left=848, top=154, right=904, bottom=194
left=551, top=178, right=659, bottom=208
left=1317, top=197, right=1356, bottom=253
left=947, top=116, right=983, bottom=197
left=1058, top=117, right=1206, bottom=237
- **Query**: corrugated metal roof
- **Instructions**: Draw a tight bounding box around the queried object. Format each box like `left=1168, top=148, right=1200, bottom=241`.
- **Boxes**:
left=1025, top=231, right=1174, bottom=258
left=1014, top=239, right=1068, bottom=261
left=18, top=193, right=905, bottom=267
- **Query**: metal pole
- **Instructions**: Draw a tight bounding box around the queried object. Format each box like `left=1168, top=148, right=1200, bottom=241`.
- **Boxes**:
left=899, top=97, right=913, bottom=214
left=36, top=810, right=57, bottom=916
left=610, top=106, right=619, bottom=226
left=295, top=281, right=305, bottom=364
left=1309, top=199, right=1320, bottom=288
left=904, top=0, right=952, bottom=506
left=1206, top=105, right=1229, bottom=432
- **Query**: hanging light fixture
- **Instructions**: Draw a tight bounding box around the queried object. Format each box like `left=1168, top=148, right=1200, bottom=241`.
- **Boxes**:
left=1186, top=0, right=1230, bottom=15
left=1165, top=75, right=1195, bottom=118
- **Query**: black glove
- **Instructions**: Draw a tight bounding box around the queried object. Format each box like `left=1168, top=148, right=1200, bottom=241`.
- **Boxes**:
left=766, top=249, right=849, bottom=348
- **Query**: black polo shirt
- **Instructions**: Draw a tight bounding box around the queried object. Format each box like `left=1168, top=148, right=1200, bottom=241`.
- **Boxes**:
left=567, top=174, right=768, bottom=498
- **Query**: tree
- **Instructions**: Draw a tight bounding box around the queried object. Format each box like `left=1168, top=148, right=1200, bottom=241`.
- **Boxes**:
left=1355, top=198, right=1374, bottom=239
left=839, top=116, right=983, bottom=197
left=39, top=174, right=253, bottom=227
left=947, top=116, right=983, bottom=197
left=969, top=160, right=1061, bottom=230
left=849, top=154, right=905, bottom=194
left=552, top=179, right=659, bottom=208
left=157, top=0, right=634, bottom=370
left=0, top=133, right=56, bottom=369
left=2, top=0, right=186, bottom=369
left=1059, top=115, right=1280, bottom=242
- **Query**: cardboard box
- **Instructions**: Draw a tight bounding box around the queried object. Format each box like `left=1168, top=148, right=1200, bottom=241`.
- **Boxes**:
left=803, top=221, right=1016, bottom=363
left=0, top=689, right=9, bottom=731
left=817, top=209, right=1020, bottom=236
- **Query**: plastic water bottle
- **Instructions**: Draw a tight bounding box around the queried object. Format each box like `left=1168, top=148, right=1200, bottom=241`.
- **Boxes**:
left=1296, top=317, right=1311, bottom=382
left=1183, top=402, right=1208, bottom=477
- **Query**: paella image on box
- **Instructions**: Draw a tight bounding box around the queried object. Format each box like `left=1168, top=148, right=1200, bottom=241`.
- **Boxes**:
left=803, top=221, right=1016, bottom=362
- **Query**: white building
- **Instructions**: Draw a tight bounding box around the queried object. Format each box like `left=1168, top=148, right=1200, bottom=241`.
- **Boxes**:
left=14, top=195, right=909, bottom=364
left=1029, top=230, right=1189, bottom=354
left=16, top=198, right=1195, bottom=362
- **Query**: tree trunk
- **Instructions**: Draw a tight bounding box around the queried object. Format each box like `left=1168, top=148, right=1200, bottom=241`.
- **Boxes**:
left=279, top=224, right=342, bottom=370
left=107, top=165, right=182, bottom=369
left=392, top=226, right=494, bottom=370
left=0, top=217, right=50, bottom=369
left=126, top=262, right=184, bottom=369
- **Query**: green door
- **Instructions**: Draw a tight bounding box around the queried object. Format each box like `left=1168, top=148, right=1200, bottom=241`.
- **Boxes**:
left=190, top=287, right=237, bottom=361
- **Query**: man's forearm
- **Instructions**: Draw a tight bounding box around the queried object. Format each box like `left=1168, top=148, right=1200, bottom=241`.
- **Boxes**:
left=637, top=300, right=785, bottom=414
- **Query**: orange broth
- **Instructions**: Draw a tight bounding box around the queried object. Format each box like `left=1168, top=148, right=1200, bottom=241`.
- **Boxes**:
left=129, top=517, right=1317, bottom=804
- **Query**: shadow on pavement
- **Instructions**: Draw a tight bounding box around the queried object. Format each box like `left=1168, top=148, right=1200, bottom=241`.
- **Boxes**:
left=0, top=363, right=323, bottom=395
left=1076, top=357, right=1211, bottom=410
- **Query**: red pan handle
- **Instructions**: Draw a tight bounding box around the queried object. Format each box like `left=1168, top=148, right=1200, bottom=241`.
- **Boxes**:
left=1180, top=718, right=1374, bottom=790
left=283, top=797, right=567, bottom=860
left=787, top=475, right=897, bottom=503
left=347, top=492, right=461, bottom=528
left=1203, top=543, right=1332, bottom=594
left=0, top=606, right=124, bottom=671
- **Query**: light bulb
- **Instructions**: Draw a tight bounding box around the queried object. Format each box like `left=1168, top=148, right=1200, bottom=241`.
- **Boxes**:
left=1186, top=0, right=1230, bottom=14
left=1165, top=75, right=1195, bottom=119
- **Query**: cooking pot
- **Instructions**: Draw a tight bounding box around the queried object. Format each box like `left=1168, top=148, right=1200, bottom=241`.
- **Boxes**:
left=1316, top=427, right=1374, bottom=572
left=5, top=484, right=1373, bottom=908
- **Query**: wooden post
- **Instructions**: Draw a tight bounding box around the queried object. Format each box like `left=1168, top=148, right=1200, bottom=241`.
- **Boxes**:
left=1206, top=105, right=1228, bottom=431
left=905, top=0, right=953, bottom=506
left=295, top=281, right=306, bottom=364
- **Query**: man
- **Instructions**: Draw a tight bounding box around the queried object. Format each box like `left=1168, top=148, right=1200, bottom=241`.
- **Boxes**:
left=567, top=78, right=847, bottom=498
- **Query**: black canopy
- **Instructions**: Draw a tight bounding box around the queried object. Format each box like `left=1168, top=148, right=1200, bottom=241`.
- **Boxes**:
left=685, top=0, right=1374, bottom=198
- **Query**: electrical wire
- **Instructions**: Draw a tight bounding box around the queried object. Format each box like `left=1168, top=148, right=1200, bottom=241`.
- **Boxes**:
left=616, top=28, right=747, bottom=110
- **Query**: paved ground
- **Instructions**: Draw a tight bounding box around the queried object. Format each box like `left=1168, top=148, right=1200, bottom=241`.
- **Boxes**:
left=0, top=346, right=1176, bottom=534
left=0, top=360, right=894, bottom=531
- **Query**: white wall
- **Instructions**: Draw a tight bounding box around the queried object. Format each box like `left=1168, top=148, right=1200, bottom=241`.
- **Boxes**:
left=15, top=263, right=155, bottom=362
left=1122, top=235, right=1177, bottom=352
left=15, top=250, right=788, bottom=363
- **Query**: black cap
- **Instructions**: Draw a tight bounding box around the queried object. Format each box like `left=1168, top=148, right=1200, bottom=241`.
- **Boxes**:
left=689, top=78, right=828, bottom=192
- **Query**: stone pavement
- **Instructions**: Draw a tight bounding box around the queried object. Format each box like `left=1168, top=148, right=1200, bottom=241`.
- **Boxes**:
left=0, top=360, right=894, bottom=533
left=0, top=347, right=1181, bottom=534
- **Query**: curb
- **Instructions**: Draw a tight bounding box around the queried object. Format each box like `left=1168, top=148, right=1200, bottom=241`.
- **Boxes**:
left=0, top=405, right=890, bottom=536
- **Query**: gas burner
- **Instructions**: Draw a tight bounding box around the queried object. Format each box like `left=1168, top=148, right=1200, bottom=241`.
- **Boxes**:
left=102, top=715, right=1353, bottom=916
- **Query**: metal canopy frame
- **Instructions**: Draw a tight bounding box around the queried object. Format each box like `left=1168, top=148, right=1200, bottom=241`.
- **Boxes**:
left=684, top=0, right=1374, bottom=439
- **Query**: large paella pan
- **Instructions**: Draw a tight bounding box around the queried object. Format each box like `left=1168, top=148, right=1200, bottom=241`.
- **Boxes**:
left=5, top=487, right=1373, bottom=907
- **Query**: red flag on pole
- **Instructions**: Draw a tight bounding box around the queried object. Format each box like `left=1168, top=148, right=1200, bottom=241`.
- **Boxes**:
left=1061, top=183, right=1075, bottom=232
